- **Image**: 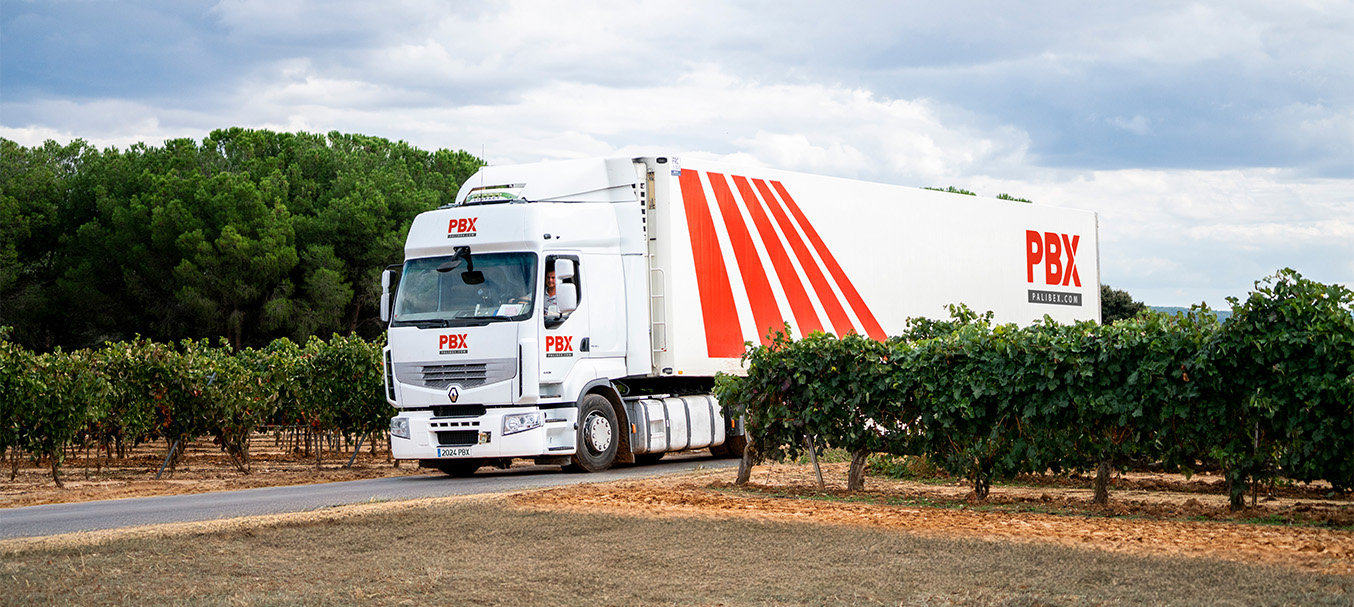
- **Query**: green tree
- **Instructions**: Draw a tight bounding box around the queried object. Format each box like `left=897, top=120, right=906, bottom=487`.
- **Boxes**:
left=0, top=130, right=484, bottom=352
left=1100, top=284, right=1148, bottom=324
left=0, top=139, right=107, bottom=349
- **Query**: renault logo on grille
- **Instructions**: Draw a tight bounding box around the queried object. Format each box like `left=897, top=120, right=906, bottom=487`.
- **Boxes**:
left=448, top=385, right=460, bottom=402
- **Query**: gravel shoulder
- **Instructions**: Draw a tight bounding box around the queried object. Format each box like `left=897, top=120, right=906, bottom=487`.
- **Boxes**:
left=515, top=462, right=1354, bottom=576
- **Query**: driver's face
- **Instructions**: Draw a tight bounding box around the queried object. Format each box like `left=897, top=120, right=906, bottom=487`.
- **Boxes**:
left=545, top=271, right=556, bottom=291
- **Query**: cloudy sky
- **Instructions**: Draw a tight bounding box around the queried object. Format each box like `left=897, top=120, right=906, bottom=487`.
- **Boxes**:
left=3, top=0, right=1351, bottom=307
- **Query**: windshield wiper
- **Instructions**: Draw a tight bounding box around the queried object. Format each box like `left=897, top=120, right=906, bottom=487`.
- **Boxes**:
left=395, top=319, right=451, bottom=329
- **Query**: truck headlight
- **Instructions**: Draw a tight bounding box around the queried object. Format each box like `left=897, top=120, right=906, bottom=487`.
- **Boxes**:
left=390, top=417, right=410, bottom=440
left=502, top=412, right=545, bottom=436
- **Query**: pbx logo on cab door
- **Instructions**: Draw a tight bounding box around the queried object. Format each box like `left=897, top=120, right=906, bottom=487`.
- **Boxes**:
left=446, top=217, right=478, bottom=238
left=1025, top=230, right=1083, bottom=306
left=545, top=335, right=573, bottom=358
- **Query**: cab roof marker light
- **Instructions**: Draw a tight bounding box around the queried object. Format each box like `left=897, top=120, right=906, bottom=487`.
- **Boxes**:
left=461, top=183, right=529, bottom=207
left=463, top=191, right=525, bottom=205
left=466, top=183, right=526, bottom=193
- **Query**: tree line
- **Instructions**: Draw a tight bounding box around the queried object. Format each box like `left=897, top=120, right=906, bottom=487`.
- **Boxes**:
left=716, top=269, right=1353, bottom=510
left=1, top=129, right=483, bottom=352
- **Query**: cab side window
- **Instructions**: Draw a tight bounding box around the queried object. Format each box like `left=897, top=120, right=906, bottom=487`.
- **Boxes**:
left=544, top=255, right=580, bottom=329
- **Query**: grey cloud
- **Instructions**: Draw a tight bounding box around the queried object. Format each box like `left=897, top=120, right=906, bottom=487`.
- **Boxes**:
left=2, top=0, right=1350, bottom=306
left=1, top=1, right=247, bottom=100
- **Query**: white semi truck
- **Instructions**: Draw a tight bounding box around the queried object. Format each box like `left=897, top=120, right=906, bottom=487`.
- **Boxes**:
left=381, top=156, right=1101, bottom=475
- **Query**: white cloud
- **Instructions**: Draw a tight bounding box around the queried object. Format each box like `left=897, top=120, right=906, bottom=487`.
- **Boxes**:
left=169, top=60, right=1019, bottom=186
left=964, top=167, right=1354, bottom=305
left=2, top=1, right=1351, bottom=308
left=0, top=98, right=210, bottom=149
left=1073, top=4, right=1269, bottom=65
left=1107, top=115, right=1152, bottom=136
left=239, top=59, right=429, bottom=111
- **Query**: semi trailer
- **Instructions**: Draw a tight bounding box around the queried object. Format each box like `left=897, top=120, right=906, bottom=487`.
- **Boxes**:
left=381, top=156, right=1101, bottom=475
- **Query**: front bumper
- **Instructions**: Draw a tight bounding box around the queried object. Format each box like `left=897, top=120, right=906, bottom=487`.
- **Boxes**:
left=390, top=407, right=578, bottom=460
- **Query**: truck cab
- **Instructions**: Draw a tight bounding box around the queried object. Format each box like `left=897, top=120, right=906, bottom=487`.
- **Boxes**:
left=382, top=158, right=736, bottom=476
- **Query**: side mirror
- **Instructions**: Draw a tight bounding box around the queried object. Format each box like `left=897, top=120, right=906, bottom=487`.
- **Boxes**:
left=556, top=283, right=578, bottom=313
left=554, top=259, right=575, bottom=280
left=380, top=269, right=394, bottom=322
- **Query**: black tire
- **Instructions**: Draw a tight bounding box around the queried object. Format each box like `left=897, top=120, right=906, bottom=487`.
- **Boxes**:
left=433, top=458, right=483, bottom=477
left=710, top=434, right=747, bottom=459
left=568, top=394, right=619, bottom=472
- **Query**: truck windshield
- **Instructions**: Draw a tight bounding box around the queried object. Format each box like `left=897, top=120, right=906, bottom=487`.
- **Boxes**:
left=391, top=253, right=537, bottom=327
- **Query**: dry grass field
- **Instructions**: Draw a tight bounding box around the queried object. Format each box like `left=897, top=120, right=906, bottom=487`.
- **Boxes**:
left=3, top=442, right=1352, bottom=606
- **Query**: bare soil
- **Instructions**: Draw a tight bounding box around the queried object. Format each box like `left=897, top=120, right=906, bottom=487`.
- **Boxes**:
left=516, top=462, right=1354, bottom=575
left=4, top=440, right=1352, bottom=577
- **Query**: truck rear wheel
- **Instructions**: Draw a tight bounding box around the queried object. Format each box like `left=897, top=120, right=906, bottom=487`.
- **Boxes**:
left=433, top=459, right=483, bottom=477
left=567, top=394, right=619, bottom=472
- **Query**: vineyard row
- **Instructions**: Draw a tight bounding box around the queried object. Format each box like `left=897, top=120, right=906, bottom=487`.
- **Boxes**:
left=716, top=270, right=1353, bottom=509
left=1, top=332, right=390, bottom=486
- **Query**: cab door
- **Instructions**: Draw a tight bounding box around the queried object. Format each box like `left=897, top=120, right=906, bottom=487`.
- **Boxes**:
left=538, top=254, right=588, bottom=396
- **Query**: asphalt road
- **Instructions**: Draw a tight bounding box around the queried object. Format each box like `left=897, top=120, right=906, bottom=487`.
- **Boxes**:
left=0, top=454, right=737, bottom=540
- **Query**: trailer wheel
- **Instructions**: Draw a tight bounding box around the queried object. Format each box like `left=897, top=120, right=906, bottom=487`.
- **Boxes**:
left=567, top=394, right=618, bottom=472
left=433, top=459, right=483, bottom=477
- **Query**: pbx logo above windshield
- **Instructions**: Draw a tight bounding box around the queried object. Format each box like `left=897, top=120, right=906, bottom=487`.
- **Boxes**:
left=447, top=217, right=478, bottom=239
left=1025, top=230, right=1083, bottom=307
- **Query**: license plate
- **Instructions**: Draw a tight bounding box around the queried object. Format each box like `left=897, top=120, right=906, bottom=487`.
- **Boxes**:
left=437, top=447, right=472, bottom=457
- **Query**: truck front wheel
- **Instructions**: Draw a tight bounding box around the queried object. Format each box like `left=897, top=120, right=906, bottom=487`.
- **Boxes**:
left=567, top=394, right=619, bottom=472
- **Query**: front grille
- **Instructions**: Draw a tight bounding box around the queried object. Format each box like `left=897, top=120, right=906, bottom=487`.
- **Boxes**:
left=393, top=358, right=515, bottom=390
left=436, top=430, right=479, bottom=446
left=433, top=405, right=487, bottom=418
left=423, top=363, right=488, bottom=389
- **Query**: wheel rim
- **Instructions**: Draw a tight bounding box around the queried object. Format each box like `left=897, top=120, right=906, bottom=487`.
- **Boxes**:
left=583, top=411, right=613, bottom=454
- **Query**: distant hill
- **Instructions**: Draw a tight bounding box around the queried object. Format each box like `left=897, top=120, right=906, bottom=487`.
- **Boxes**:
left=1149, top=306, right=1232, bottom=322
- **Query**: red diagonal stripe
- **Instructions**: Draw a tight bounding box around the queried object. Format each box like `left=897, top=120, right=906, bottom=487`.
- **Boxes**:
left=708, top=173, right=784, bottom=345
left=737, top=176, right=823, bottom=335
left=678, top=169, right=745, bottom=358
left=772, top=180, right=887, bottom=341
left=755, top=179, right=854, bottom=337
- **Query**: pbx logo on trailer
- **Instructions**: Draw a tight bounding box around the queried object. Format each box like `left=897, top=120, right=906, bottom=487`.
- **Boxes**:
left=1025, top=230, right=1083, bottom=306
left=545, top=336, right=573, bottom=358
left=439, top=333, right=468, bottom=355
left=446, top=217, right=478, bottom=239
